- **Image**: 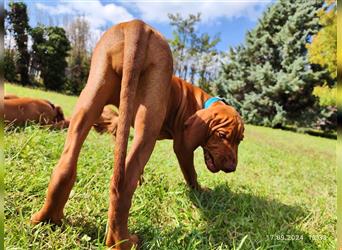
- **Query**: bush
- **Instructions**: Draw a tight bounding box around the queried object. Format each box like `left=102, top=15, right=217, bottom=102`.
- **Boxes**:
left=311, top=85, right=336, bottom=132
left=315, top=105, right=336, bottom=132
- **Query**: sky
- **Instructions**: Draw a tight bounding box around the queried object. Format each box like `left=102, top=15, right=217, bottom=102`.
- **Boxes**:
left=5, top=0, right=273, bottom=52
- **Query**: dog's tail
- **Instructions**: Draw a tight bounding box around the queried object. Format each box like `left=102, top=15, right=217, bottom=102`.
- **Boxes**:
left=113, top=20, right=150, bottom=189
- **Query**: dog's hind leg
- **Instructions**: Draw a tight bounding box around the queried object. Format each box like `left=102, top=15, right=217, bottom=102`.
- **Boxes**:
left=31, top=49, right=117, bottom=225
left=106, top=65, right=172, bottom=249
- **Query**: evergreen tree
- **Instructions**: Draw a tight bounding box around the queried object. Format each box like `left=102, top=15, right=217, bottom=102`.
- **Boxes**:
left=215, top=0, right=328, bottom=128
left=7, top=2, right=30, bottom=85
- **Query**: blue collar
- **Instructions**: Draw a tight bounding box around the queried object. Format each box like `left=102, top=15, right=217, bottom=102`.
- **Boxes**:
left=204, top=97, right=224, bottom=109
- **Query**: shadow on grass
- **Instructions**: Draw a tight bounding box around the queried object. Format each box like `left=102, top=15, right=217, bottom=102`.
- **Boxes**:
left=53, top=184, right=316, bottom=249
left=135, top=184, right=316, bottom=249
left=183, top=184, right=316, bottom=249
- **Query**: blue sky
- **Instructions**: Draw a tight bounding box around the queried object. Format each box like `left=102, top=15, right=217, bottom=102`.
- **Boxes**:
left=6, top=0, right=273, bottom=51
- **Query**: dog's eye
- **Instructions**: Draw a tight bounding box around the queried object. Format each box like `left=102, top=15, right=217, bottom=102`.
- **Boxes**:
left=218, top=132, right=226, bottom=139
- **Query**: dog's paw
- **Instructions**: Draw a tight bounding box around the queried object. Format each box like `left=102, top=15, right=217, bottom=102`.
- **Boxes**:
left=198, top=186, right=212, bottom=193
left=31, top=210, right=63, bottom=226
left=106, top=234, right=139, bottom=250
left=189, top=182, right=212, bottom=193
left=191, top=184, right=211, bottom=193
left=130, top=234, right=139, bottom=246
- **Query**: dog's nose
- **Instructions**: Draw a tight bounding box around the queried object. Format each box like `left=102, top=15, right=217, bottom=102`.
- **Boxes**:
left=223, top=163, right=236, bottom=173
left=223, top=168, right=235, bottom=173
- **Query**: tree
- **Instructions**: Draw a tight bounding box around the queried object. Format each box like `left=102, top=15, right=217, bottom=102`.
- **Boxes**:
left=66, top=16, right=90, bottom=56
left=307, top=0, right=336, bottom=81
left=168, top=13, right=201, bottom=80
left=194, top=33, right=220, bottom=93
left=31, top=25, right=71, bottom=91
left=30, top=25, right=45, bottom=81
left=4, top=50, right=17, bottom=82
left=168, top=13, right=221, bottom=93
left=306, top=0, right=336, bottom=131
left=215, top=0, right=328, bottom=128
left=7, top=2, right=30, bottom=85
left=65, top=53, right=90, bottom=95
left=4, top=8, right=17, bottom=82
left=65, top=16, right=91, bottom=94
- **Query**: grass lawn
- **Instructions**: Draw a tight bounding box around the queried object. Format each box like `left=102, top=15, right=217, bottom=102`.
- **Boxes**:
left=5, top=83, right=336, bottom=249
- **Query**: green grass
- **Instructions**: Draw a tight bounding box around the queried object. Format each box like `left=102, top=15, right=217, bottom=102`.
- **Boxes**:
left=5, top=84, right=77, bottom=117
left=5, top=83, right=336, bottom=249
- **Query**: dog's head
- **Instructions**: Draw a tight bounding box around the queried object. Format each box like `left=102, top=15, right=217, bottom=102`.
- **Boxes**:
left=93, top=106, right=118, bottom=136
left=54, top=106, right=66, bottom=122
left=184, top=102, right=244, bottom=173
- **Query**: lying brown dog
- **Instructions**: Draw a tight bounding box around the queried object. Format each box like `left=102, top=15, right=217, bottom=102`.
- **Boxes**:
left=4, top=96, right=69, bottom=129
left=4, top=94, right=118, bottom=133
left=4, top=94, right=19, bottom=99
left=32, top=20, right=244, bottom=250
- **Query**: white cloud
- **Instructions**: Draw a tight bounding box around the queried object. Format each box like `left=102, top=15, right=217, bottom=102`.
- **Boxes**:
left=127, top=1, right=271, bottom=23
left=36, top=3, right=74, bottom=15
left=35, top=1, right=134, bottom=31
left=32, top=0, right=270, bottom=47
left=34, top=1, right=271, bottom=31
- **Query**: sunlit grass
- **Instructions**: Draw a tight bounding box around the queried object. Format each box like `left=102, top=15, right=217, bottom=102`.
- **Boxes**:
left=5, top=83, right=336, bottom=249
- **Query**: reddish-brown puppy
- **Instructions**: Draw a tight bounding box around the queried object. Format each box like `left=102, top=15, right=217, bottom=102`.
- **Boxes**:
left=4, top=94, right=19, bottom=99
left=4, top=97, right=68, bottom=128
left=31, top=20, right=244, bottom=250
left=4, top=94, right=120, bottom=132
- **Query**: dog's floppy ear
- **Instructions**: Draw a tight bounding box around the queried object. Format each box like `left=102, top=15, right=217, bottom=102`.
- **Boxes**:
left=93, top=107, right=118, bottom=136
left=183, top=109, right=212, bottom=151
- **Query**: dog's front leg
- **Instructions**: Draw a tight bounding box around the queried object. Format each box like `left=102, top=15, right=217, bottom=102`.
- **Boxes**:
left=173, top=141, right=203, bottom=191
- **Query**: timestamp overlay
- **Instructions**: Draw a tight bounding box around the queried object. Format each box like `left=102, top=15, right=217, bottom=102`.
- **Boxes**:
left=266, top=234, right=328, bottom=243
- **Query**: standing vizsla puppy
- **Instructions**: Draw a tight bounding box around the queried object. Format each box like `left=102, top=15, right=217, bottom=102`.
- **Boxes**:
left=31, top=20, right=244, bottom=250
left=31, top=20, right=173, bottom=249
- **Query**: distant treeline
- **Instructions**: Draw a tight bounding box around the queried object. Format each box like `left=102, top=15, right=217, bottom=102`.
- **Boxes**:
left=4, top=0, right=336, bottom=132
left=5, top=2, right=90, bottom=95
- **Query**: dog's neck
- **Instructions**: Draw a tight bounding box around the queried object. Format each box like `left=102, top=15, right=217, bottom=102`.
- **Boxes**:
left=193, top=87, right=212, bottom=110
left=162, top=76, right=211, bottom=137
left=171, top=76, right=210, bottom=111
